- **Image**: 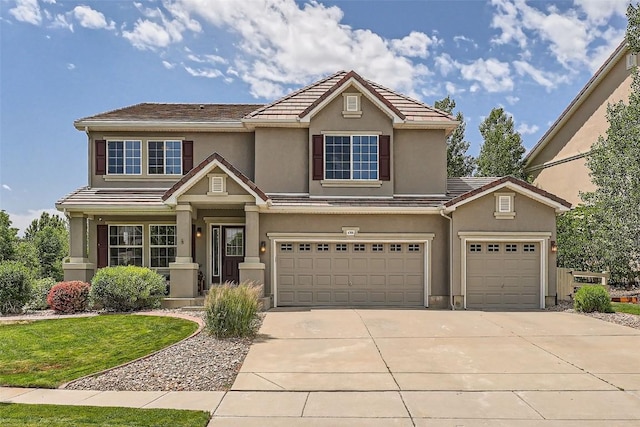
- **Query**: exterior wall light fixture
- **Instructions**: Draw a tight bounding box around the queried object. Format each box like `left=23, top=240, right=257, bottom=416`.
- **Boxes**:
left=550, top=240, right=558, bottom=253
left=260, top=241, right=267, bottom=254
left=196, top=227, right=202, bottom=238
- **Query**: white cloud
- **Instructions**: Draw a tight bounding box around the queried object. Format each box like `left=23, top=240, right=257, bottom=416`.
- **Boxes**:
left=72, top=5, right=115, bottom=30
left=170, top=0, right=433, bottom=98
left=575, top=0, right=629, bottom=25
left=453, top=35, right=478, bottom=49
left=390, top=31, right=437, bottom=58
left=490, top=0, right=527, bottom=49
left=434, top=53, right=456, bottom=77
left=49, top=13, right=73, bottom=31
left=444, top=81, right=465, bottom=95
left=123, top=4, right=201, bottom=51
left=162, top=60, right=176, bottom=69
left=513, top=60, right=567, bottom=90
left=9, top=0, right=42, bottom=25
left=8, top=209, right=64, bottom=237
left=458, top=58, right=513, bottom=93
left=67, top=63, right=75, bottom=70
left=187, top=53, right=227, bottom=65
left=505, top=95, right=519, bottom=105
left=2, top=184, right=12, bottom=191
left=42, top=0, right=56, bottom=4
left=517, top=122, right=540, bottom=135
left=123, top=19, right=174, bottom=50
left=183, top=66, right=222, bottom=78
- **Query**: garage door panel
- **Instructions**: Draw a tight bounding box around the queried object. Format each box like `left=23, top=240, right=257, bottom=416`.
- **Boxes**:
left=276, top=241, right=425, bottom=306
left=466, top=241, right=541, bottom=310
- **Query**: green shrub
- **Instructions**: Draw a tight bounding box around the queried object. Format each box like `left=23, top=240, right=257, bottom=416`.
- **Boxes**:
left=47, top=281, right=90, bottom=313
left=0, top=261, right=33, bottom=314
left=90, top=266, right=166, bottom=311
left=574, top=285, right=613, bottom=313
left=204, top=281, right=261, bottom=338
left=25, top=277, right=57, bottom=310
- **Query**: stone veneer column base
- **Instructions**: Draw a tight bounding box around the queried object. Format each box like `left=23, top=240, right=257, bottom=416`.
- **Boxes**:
left=169, top=262, right=199, bottom=298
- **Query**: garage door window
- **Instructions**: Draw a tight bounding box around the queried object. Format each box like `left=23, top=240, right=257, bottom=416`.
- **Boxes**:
left=470, top=244, right=482, bottom=252
left=408, top=244, right=420, bottom=252
left=372, top=244, right=384, bottom=252
left=354, top=244, right=366, bottom=252
left=506, top=244, right=517, bottom=252
left=317, top=244, right=329, bottom=251
left=336, top=244, right=347, bottom=251
left=524, top=244, right=536, bottom=252
left=299, top=243, right=311, bottom=251
left=390, top=244, right=402, bottom=252
left=280, top=243, right=293, bottom=252
left=488, top=244, right=500, bottom=252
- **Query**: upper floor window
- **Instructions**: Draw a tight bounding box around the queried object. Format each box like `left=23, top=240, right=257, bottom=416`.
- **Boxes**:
left=108, top=140, right=141, bottom=174
left=148, top=141, right=182, bottom=175
left=325, top=135, right=378, bottom=180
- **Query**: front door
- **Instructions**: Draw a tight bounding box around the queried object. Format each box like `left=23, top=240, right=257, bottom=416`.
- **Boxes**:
left=222, top=226, right=244, bottom=284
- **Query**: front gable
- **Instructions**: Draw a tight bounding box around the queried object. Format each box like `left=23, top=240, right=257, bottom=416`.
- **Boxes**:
left=163, top=153, right=268, bottom=206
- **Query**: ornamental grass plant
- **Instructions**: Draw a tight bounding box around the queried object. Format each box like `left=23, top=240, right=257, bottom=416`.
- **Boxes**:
left=204, top=281, right=261, bottom=338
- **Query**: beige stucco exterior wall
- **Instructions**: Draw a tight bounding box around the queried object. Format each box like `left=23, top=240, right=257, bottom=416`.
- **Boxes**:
left=450, top=191, right=558, bottom=303
left=253, top=128, right=309, bottom=194
left=528, top=52, right=633, bottom=206
left=89, top=131, right=255, bottom=188
left=308, top=86, right=395, bottom=197
left=394, top=129, right=447, bottom=195
left=258, top=213, right=449, bottom=300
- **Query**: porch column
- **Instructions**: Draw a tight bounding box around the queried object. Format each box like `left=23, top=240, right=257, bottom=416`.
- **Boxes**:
left=169, top=204, right=199, bottom=298
left=63, top=213, right=95, bottom=282
left=239, top=204, right=265, bottom=293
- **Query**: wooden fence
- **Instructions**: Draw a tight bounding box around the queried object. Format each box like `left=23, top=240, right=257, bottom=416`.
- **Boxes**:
left=557, top=268, right=610, bottom=301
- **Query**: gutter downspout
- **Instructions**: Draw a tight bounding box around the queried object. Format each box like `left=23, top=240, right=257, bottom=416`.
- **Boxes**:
left=440, top=209, right=454, bottom=310
left=85, top=126, right=91, bottom=188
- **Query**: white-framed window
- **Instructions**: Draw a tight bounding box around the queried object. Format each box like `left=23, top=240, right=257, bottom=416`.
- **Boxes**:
left=109, top=225, right=143, bottom=266
left=494, top=193, right=516, bottom=219
left=148, top=140, right=182, bottom=175
left=149, top=225, right=176, bottom=268
left=325, top=135, right=379, bottom=180
left=225, top=227, right=244, bottom=257
left=108, top=140, right=141, bottom=174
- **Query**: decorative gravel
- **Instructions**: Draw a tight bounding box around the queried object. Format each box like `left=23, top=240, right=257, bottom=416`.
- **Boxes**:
left=547, top=286, right=640, bottom=331
left=62, top=310, right=261, bottom=392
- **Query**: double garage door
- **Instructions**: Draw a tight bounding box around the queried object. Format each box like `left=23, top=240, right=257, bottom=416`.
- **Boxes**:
left=276, top=241, right=424, bottom=306
left=466, top=241, right=541, bottom=309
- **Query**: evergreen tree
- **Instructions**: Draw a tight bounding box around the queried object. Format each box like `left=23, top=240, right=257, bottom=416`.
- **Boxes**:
left=476, top=107, right=527, bottom=179
left=434, top=96, right=475, bottom=177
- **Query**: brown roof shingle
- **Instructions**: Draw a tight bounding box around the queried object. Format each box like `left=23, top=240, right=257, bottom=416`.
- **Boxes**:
left=76, top=103, right=264, bottom=123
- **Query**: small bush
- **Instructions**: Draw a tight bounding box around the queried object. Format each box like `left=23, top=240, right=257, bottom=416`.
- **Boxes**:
left=574, top=285, right=613, bottom=313
left=47, top=281, right=90, bottom=314
left=205, top=281, right=261, bottom=338
left=25, top=277, right=57, bottom=310
left=0, top=261, right=33, bottom=314
left=90, top=266, right=166, bottom=312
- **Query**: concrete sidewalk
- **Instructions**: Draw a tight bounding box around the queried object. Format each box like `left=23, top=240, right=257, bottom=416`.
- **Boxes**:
left=3, top=310, right=640, bottom=426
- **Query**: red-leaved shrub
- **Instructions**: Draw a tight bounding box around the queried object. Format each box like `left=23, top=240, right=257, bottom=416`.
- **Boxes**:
left=47, top=281, right=90, bottom=314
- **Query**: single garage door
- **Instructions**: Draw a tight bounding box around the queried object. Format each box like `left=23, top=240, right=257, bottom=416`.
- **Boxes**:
left=466, top=242, right=541, bottom=309
left=276, top=241, right=424, bottom=306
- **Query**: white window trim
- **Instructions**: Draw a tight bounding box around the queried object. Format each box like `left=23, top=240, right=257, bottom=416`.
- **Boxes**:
left=458, top=232, right=551, bottom=309
left=148, top=224, right=177, bottom=269
left=342, top=93, right=362, bottom=118
left=494, top=192, right=515, bottom=219
left=147, top=140, right=183, bottom=176
left=106, top=140, right=143, bottom=176
left=102, top=137, right=185, bottom=178
left=108, top=224, right=144, bottom=266
left=268, top=232, right=434, bottom=308
left=207, top=174, right=228, bottom=196
left=323, top=134, right=380, bottom=182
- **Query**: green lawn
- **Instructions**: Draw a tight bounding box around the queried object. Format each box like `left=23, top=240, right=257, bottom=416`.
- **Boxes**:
left=0, top=315, right=198, bottom=388
left=0, top=403, right=210, bottom=427
left=612, top=302, right=640, bottom=315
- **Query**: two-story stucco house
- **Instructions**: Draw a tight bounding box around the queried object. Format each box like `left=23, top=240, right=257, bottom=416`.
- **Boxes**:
left=57, top=71, right=570, bottom=310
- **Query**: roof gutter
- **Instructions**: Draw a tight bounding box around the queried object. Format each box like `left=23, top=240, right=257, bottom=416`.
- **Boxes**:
left=74, top=120, right=248, bottom=132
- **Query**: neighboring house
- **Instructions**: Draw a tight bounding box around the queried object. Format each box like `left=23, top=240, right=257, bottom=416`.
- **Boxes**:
left=525, top=42, right=635, bottom=206
left=57, top=71, right=570, bottom=310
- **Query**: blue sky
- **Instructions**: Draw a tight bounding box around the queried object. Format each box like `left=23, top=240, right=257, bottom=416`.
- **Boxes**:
left=0, top=0, right=631, bottom=232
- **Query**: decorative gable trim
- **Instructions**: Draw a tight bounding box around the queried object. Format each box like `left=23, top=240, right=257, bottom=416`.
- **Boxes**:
left=163, top=152, right=269, bottom=206
left=298, top=72, right=405, bottom=124
left=443, top=176, right=571, bottom=213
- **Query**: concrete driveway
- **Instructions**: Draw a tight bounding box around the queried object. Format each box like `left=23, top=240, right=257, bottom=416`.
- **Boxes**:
left=210, top=309, right=640, bottom=426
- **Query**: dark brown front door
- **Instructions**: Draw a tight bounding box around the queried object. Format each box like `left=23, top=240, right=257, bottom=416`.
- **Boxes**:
left=222, top=226, right=244, bottom=284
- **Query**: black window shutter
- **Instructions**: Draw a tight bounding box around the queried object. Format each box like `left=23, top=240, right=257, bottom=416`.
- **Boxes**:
left=379, top=135, right=390, bottom=181
left=97, top=225, right=108, bottom=268
left=95, top=140, right=106, bottom=175
left=182, top=140, right=194, bottom=174
left=312, top=135, right=324, bottom=180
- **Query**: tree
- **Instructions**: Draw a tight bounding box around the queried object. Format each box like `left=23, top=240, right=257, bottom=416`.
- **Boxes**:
left=23, top=212, right=67, bottom=241
left=434, top=96, right=475, bottom=177
left=0, top=211, right=18, bottom=262
left=476, top=107, right=527, bottom=179
left=579, top=5, right=640, bottom=283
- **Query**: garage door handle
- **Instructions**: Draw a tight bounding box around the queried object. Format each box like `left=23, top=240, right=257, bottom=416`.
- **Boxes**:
left=349, top=281, right=353, bottom=287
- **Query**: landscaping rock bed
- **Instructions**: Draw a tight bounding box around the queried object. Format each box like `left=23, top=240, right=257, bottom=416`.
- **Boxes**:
left=64, top=310, right=260, bottom=391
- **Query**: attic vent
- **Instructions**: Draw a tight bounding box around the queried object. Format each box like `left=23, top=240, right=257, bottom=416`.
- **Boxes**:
left=627, top=54, right=637, bottom=70
left=498, top=195, right=511, bottom=212
left=199, top=104, right=205, bottom=110
left=346, top=95, right=359, bottom=111
left=494, top=193, right=515, bottom=219
left=211, top=176, right=224, bottom=192
left=342, top=93, right=362, bottom=118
